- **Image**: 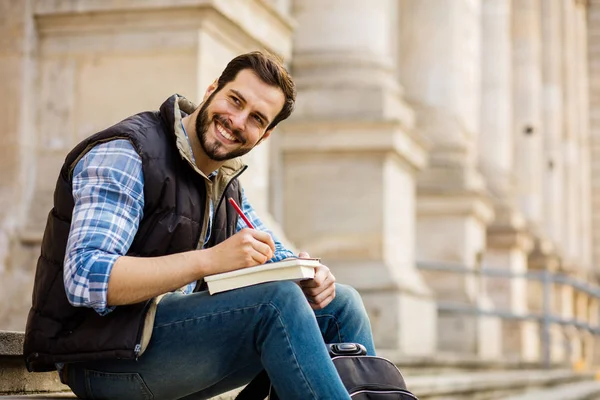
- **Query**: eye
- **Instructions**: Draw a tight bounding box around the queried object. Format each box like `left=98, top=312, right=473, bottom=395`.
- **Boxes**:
left=230, top=96, right=241, bottom=105
left=253, top=114, right=263, bottom=125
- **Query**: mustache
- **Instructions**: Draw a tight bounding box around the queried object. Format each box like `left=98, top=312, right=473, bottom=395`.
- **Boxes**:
left=213, top=115, right=246, bottom=144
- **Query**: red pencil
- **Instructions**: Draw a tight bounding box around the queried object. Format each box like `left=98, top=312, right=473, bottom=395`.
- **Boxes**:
left=228, top=197, right=255, bottom=229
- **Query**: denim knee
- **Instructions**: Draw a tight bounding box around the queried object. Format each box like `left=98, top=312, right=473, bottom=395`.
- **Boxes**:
left=332, top=284, right=368, bottom=314
left=258, top=280, right=314, bottom=315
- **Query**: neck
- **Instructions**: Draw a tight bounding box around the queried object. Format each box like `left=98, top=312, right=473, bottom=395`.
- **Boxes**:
left=182, top=111, right=223, bottom=176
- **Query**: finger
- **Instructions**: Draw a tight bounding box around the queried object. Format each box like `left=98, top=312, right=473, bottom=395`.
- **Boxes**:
left=251, top=230, right=276, bottom=253
left=307, top=282, right=335, bottom=305
left=298, top=251, right=310, bottom=258
left=250, top=239, right=273, bottom=261
left=248, top=247, right=271, bottom=265
left=300, top=266, right=329, bottom=288
left=301, top=273, right=335, bottom=297
left=310, top=291, right=336, bottom=310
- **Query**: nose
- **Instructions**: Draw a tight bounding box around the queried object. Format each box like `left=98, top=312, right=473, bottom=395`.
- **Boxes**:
left=229, top=111, right=247, bottom=132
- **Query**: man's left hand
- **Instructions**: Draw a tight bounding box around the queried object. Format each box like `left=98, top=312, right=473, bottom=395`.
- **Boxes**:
left=298, top=251, right=336, bottom=310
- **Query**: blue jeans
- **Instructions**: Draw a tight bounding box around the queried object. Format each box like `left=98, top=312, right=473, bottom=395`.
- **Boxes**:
left=65, top=282, right=375, bottom=399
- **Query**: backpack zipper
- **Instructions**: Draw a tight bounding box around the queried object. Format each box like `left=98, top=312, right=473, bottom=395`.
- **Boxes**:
left=350, top=389, right=418, bottom=399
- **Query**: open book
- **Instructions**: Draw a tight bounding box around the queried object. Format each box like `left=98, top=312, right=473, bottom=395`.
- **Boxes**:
left=204, top=258, right=321, bottom=295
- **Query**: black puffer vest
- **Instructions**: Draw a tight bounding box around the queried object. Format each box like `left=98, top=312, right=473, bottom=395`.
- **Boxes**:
left=24, top=95, right=245, bottom=372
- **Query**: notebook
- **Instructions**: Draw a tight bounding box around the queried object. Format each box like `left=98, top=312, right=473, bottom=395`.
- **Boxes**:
left=204, top=258, right=321, bottom=295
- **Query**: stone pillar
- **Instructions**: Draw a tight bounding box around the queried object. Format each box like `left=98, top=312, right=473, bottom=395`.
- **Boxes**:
left=589, top=0, right=600, bottom=274
left=575, top=290, right=591, bottom=368
left=0, top=0, right=36, bottom=228
left=479, top=0, right=535, bottom=361
left=0, top=0, right=38, bottom=330
left=559, top=285, right=576, bottom=362
left=560, top=0, right=583, bottom=271
left=399, top=0, right=499, bottom=358
left=480, top=0, right=514, bottom=200
left=588, top=298, right=599, bottom=366
left=560, top=0, right=590, bottom=358
left=539, top=0, right=570, bottom=365
left=541, top=0, right=565, bottom=250
left=484, top=232, right=536, bottom=361
left=575, top=2, right=593, bottom=274
left=282, top=0, right=436, bottom=355
left=512, top=0, right=543, bottom=230
left=550, top=280, right=567, bottom=363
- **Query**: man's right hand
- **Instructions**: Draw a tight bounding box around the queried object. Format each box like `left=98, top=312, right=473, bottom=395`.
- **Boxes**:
left=205, top=228, right=276, bottom=274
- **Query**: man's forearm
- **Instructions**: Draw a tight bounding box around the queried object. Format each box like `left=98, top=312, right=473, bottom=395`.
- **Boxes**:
left=106, top=250, right=212, bottom=306
left=106, top=228, right=276, bottom=306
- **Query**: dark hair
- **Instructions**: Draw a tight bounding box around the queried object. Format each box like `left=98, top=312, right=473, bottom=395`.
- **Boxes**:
left=216, top=51, right=296, bottom=130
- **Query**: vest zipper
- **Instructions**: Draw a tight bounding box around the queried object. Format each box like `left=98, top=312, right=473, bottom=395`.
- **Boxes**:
left=192, top=165, right=248, bottom=292
left=197, top=165, right=248, bottom=248
left=214, top=165, right=248, bottom=215
left=133, top=299, right=153, bottom=360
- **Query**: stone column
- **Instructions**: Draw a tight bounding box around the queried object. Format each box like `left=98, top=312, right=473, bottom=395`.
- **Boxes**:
left=560, top=0, right=589, bottom=359
left=560, top=0, right=583, bottom=271
left=539, top=0, right=569, bottom=364
left=512, top=0, right=543, bottom=230
left=574, top=2, right=593, bottom=273
left=587, top=298, right=599, bottom=366
left=399, top=0, right=500, bottom=358
left=479, top=0, right=535, bottom=361
left=575, top=290, right=591, bottom=368
left=0, top=0, right=36, bottom=228
left=575, top=0, right=594, bottom=366
left=589, top=0, right=600, bottom=274
left=541, top=0, right=565, bottom=251
left=559, top=285, right=576, bottom=363
left=0, top=0, right=38, bottom=330
left=480, top=0, right=514, bottom=201
left=281, top=0, right=436, bottom=355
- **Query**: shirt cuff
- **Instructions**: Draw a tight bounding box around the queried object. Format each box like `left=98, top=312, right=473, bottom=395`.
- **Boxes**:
left=85, top=252, right=119, bottom=315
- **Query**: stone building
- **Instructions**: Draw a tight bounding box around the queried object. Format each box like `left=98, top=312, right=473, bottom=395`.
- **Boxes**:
left=1, top=0, right=599, bottom=368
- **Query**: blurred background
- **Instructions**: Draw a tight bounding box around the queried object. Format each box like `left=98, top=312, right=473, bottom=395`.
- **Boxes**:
left=1, top=0, right=600, bottom=396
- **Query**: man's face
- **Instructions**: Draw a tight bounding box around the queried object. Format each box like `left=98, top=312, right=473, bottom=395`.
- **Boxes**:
left=195, top=69, right=285, bottom=161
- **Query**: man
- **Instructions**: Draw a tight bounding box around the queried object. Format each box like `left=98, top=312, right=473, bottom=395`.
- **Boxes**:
left=24, top=51, right=375, bottom=399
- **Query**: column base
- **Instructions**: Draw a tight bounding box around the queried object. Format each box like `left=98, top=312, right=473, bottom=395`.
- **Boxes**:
left=328, top=259, right=436, bottom=356
left=435, top=299, right=502, bottom=360
left=361, top=288, right=436, bottom=356
left=521, top=321, right=541, bottom=362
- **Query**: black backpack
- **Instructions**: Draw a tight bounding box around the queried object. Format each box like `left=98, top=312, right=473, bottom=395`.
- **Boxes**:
left=237, top=343, right=418, bottom=399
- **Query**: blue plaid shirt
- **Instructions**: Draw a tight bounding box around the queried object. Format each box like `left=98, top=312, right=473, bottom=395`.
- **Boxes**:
left=64, top=139, right=295, bottom=315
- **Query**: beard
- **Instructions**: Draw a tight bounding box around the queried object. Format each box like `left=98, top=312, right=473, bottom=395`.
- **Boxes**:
left=195, top=93, right=252, bottom=162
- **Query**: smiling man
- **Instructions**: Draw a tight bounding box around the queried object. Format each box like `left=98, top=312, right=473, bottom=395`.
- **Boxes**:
left=23, top=51, right=375, bottom=399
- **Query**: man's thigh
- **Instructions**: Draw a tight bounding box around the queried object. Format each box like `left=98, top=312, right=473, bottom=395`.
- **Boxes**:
left=72, top=283, right=305, bottom=399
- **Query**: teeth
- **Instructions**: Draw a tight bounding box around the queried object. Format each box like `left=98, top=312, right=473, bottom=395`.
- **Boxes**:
left=216, top=122, right=236, bottom=141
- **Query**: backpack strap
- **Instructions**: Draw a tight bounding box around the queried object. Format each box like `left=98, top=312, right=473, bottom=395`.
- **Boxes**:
left=235, top=369, right=271, bottom=400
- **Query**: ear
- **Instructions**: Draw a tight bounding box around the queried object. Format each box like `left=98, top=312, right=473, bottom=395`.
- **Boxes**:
left=203, top=79, right=218, bottom=102
left=256, top=129, right=273, bottom=145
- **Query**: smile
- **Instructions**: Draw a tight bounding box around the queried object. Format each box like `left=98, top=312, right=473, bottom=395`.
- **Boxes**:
left=215, top=121, right=238, bottom=143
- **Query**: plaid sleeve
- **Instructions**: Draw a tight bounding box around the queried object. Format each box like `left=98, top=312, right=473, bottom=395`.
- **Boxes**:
left=64, top=139, right=144, bottom=315
left=236, top=188, right=296, bottom=262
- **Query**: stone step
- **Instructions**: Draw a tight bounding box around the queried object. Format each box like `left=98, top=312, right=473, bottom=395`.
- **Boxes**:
left=0, top=331, right=68, bottom=395
left=408, top=368, right=595, bottom=399
left=2, top=369, right=597, bottom=400
left=2, top=330, right=597, bottom=399
left=505, top=380, right=600, bottom=400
